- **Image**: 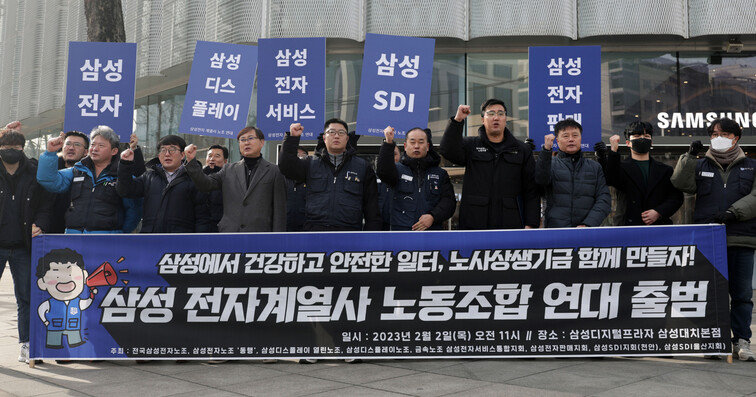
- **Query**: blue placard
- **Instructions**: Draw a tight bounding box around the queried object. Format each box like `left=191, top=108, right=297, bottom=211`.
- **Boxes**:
left=64, top=42, right=137, bottom=142
left=528, top=46, right=601, bottom=151
left=257, top=38, right=325, bottom=141
left=356, top=34, right=435, bottom=138
left=179, top=41, right=258, bottom=138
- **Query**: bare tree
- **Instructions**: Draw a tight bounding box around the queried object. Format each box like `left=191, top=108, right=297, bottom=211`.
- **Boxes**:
left=84, top=0, right=126, bottom=42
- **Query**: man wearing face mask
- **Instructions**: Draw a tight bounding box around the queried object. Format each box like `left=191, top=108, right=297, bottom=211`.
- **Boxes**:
left=595, top=121, right=683, bottom=225
left=671, top=117, right=756, bottom=362
left=0, top=123, right=53, bottom=363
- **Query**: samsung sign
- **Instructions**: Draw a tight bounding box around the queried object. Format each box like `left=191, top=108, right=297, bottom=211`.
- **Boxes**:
left=657, top=112, right=756, bottom=129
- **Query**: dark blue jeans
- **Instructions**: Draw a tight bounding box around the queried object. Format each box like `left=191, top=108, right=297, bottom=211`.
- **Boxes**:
left=0, top=247, right=31, bottom=343
left=728, top=246, right=754, bottom=343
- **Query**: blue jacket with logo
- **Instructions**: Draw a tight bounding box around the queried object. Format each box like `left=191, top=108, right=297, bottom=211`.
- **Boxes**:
left=376, top=142, right=456, bottom=230
left=37, top=151, right=140, bottom=233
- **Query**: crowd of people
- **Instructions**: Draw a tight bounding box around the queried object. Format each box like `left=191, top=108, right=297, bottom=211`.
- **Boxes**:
left=0, top=97, right=753, bottom=364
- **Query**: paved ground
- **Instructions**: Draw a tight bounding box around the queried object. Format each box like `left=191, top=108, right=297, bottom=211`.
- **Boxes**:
left=0, top=265, right=754, bottom=397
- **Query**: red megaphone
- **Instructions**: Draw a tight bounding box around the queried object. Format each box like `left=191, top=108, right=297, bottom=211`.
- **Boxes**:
left=86, top=262, right=118, bottom=298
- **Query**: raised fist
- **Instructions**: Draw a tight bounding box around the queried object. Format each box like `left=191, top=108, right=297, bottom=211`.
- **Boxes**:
left=129, top=133, right=138, bottom=150
left=594, top=141, right=607, bottom=158
left=688, top=140, right=704, bottom=156
left=384, top=126, right=395, bottom=144
left=47, top=132, right=65, bottom=153
left=184, top=144, right=198, bottom=162
left=290, top=123, right=304, bottom=137
left=454, top=105, right=471, bottom=122
left=4, top=121, right=21, bottom=131
left=121, top=148, right=134, bottom=162
left=544, top=134, right=556, bottom=150
left=609, top=134, right=621, bottom=152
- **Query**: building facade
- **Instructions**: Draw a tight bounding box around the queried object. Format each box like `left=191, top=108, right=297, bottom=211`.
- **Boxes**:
left=0, top=0, right=754, bottom=164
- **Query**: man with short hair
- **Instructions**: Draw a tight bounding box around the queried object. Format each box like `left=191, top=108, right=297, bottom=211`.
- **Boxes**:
left=60, top=131, right=89, bottom=168
left=377, top=126, right=456, bottom=230
left=37, top=125, right=141, bottom=234
left=185, top=126, right=287, bottom=232
left=596, top=121, right=682, bottom=225
left=49, top=131, right=90, bottom=234
left=279, top=119, right=381, bottom=231
left=671, top=117, right=756, bottom=361
left=535, top=119, right=610, bottom=228
left=203, top=144, right=228, bottom=232
left=0, top=122, right=53, bottom=362
left=440, top=99, right=539, bottom=229
left=117, top=135, right=211, bottom=233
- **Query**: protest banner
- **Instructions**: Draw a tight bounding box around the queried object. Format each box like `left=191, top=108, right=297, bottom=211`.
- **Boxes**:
left=356, top=34, right=435, bottom=138
left=64, top=42, right=136, bottom=142
left=31, top=225, right=729, bottom=360
left=257, top=38, right=325, bottom=140
left=179, top=41, right=258, bottom=138
left=529, top=46, right=601, bottom=150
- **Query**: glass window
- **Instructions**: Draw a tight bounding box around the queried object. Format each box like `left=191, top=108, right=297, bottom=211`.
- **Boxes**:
left=677, top=53, right=756, bottom=137
left=466, top=54, right=529, bottom=139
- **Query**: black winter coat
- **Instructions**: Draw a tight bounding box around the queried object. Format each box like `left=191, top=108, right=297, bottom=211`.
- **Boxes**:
left=202, top=166, right=224, bottom=232
left=535, top=150, right=611, bottom=227
left=439, top=118, right=539, bottom=230
left=117, top=157, right=211, bottom=233
left=603, top=151, right=683, bottom=225
left=279, top=133, right=382, bottom=231
left=0, top=156, right=53, bottom=250
left=376, top=142, right=456, bottom=230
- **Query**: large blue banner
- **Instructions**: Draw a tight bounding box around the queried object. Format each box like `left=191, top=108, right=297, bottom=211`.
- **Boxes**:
left=179, top=41, right=258, bottom=138
left=356, top=34, right=435, bottom=138
left=64, top=42, right=137, bottom=142
left=528, top=46, right=601, bottom=151
left=30, top=225, right=729, bottom=360
left=257, top=38, right=325, bottom=141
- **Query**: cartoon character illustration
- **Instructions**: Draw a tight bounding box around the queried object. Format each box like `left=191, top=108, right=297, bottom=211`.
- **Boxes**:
left=36, top=248, right=95, bottom=349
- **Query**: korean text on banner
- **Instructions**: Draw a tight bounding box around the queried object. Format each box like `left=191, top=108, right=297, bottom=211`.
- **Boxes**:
left=64, top=42, right=137, bottom=142
left=529, top=46, right=601, bottom=151
left=30, top=225, right=729, bottom=360
left=257, top=38, right=325, bottom=141
left=356, top=34, right=435, bottom=138
left=179, top=41, right=258, bottom=138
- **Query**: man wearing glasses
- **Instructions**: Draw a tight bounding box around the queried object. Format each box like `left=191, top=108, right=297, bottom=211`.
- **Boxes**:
left=279, top=119, right=382, bottom=231
left=184, top=126, right=287, bottom=232
left=671, top=117, right=756, bottom=362
left=440, top=99, right=539, bottom=230
left=117, top=135, right=211, bottom=233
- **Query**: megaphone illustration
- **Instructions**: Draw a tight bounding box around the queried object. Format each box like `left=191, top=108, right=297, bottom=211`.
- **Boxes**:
left=86, top=262, right=118, bottom=298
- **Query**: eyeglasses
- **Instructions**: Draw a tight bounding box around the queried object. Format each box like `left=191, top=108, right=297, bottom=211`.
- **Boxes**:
left=325, top=129, right=348, bottom=136
left=239, top=136, right=260, bottom=143
left=64, top=141, right=85, bottom=148
left=484, top=111, right=506, bottom=117
left=158, top=147, right=181, bottom=155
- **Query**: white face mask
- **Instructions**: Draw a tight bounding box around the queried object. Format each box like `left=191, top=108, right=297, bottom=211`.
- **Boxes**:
left=710, top=136, right=733, bottom=151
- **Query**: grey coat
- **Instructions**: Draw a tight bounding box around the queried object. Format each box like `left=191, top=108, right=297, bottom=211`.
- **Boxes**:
left=185, top=158, right=287, bottom=232
left=535, top=150, right=611, bottom=228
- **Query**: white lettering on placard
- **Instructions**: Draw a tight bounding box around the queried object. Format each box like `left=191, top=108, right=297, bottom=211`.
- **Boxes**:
left=373, top=91, right=415, bottom=112
left=657, top=112, right=756, bottom=129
